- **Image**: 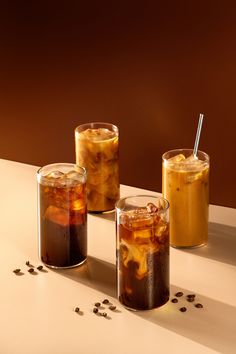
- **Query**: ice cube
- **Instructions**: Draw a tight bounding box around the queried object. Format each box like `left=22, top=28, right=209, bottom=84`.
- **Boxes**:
left=168, top=154, right=186, bottom=163
left=92, top=128, right=112, bottom=141
left=71, top=199, right=86, bottom=212
left=82, top=128, right=115, bottom=142
left=146, top=202, right=158, bottom=213
left=131, top=214, right=153, bottom=229
left=55, top=174, right=71, bottom=188
left=66, top=170, right=85, bottom=182
left=44, top=205, right=69, bottom=226
left=182, top=154, right=203, bottom=170
left=133, top=228, right=152, bottom=242
left=155, top=221, right=168, bottom=237
left=120, top=209, right=153, bottom=232
left=46, top=171, right=64, bottom=179
left=184, top=154, right=197, bottom=163
left=41, top=171, right=65, bottom=186
left=120, top=214, right=131, bottom=229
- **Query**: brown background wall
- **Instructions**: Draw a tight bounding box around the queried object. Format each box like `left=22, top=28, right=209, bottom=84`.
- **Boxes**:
left=0, top=1, right=235, bottom=207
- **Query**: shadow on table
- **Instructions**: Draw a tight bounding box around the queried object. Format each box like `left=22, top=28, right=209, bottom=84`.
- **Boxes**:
left=134, top=284, right=236, bottom=354
left=179, top=222, right=236, bottom=266
left=86, top=219, right=236, bottom=266
left=52, top=255, right=236, bottom=352
left=53, top=256, right=116, bottom=297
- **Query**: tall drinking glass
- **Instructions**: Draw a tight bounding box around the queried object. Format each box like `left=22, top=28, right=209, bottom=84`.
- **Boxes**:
left=75, top=122, right=119, bottom=213
left=162, top=149, right=209, bottom=248
left=116, top=195, right=169, bottom=311
left=37, top=163, right=87, bottom=268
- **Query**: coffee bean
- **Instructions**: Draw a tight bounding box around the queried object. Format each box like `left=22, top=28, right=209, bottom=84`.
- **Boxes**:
left=109, top=305, right=116, bottom=311
left=93, top=308, right=98, bottom=314
left=187, top=297, right=194, bottom=302
left=195, top=303, right=203, bottom=308
left=13, top=269, right=21, bottom=274
left=179, top=307, right=187, bottom=312
left=171, top=298, right=178, bottom=303
left=102, top=299, right=109, bottom=304
left=75, top=307, right=80, bottom=313
left=28, top=268, right=34, bottom=273
left=175, top=292, right=183, bottom=297
left=95, top=302, right=101, bottom=308
left=37, top=265, right=43, bottom=271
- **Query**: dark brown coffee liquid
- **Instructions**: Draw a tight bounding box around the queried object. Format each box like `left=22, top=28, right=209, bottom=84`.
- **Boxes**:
left=117, top=211, right=169, bottom=311
left=39, top=176, right=87, bottom=268
left=40, top=217, right=87, bottom=268
left=118, top=248, right=169, bottom=310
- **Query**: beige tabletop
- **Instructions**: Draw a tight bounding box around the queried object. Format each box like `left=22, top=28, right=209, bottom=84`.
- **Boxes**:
left=0, top=158, right=236, bottom=354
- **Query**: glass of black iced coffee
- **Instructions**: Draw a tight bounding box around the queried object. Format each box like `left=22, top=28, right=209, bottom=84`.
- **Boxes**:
left=37, top=163, right=87, bottom=268
left=116, top=195, right=169, bottom=311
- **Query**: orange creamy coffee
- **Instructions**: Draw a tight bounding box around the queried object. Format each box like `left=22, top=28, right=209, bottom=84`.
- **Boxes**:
left=162, top=149, right=209, bottom=248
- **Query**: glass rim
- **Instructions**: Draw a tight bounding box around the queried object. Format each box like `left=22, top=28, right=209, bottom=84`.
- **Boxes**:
left=162, top=148, right=210, bottom=163
left=37, top=162, right=87, bottom=177
left=115, top=194, right=170, bottom=214
left=74, top=122, right=118, bottom=134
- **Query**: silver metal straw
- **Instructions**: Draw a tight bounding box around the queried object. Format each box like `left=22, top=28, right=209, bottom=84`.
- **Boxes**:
left=193, top=113, right=204, bottom=158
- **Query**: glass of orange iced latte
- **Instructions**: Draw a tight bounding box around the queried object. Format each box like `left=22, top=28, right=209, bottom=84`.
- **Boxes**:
left=162, top=149, right=209, bottom=248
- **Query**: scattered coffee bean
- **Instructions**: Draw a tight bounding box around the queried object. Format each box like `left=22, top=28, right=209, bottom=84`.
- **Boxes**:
left=195, top=303, right=203, bottom=308
left=179, top=307, right=187, bottom=312
left=101, top=312, right=107, bottom=317
left=171, top=298, right=178, bottom=303
left=175, top=292, right=183, bottom=297
left=25, top=261, right=33, bottom=267
left=109, top=305, right=116, bottom=311
left=171, top=290, right=204, bottom=311
left=75, top=307, right=80, bottom=313
left=95, top=302, right=101, bottom=308
left=13, top=269, right=21, bottom=274
left=93, top=308, right=98, bottom=314
left=102, top=299, right=109, bottom=304
left=37, top=265, right=43, bottom=271
left=28, top=268, right=34, bottom=273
